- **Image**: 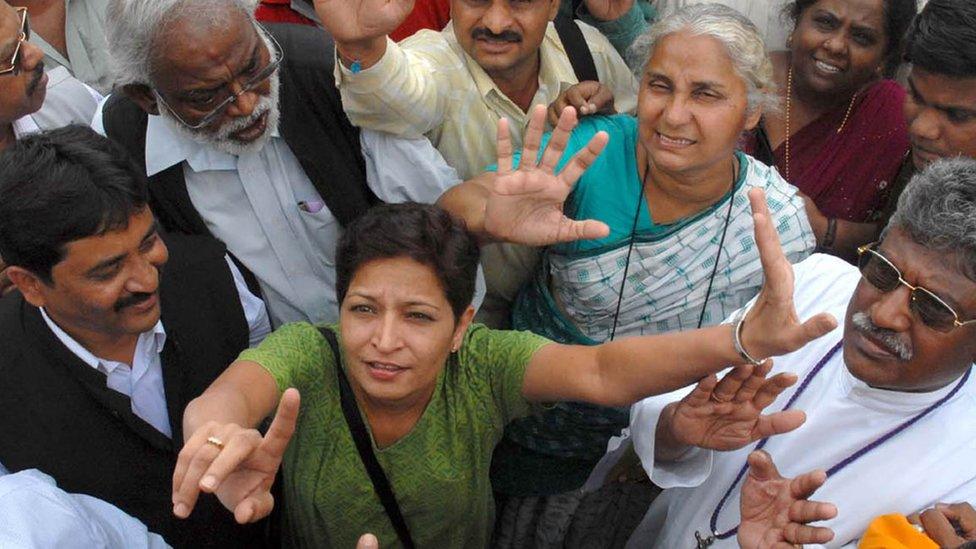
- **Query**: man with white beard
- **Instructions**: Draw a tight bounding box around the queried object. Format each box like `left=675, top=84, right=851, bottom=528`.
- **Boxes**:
left=589, top=158, right=976, bottom=548
left=95, top=0, right=464, bottom=327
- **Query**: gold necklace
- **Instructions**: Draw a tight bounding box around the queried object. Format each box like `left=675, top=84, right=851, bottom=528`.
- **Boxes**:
left=784, top=65, right=859, bottom=180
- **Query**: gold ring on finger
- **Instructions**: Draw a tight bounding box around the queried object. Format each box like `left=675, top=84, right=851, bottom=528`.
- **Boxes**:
left=206, top=436, right=225, bottom=450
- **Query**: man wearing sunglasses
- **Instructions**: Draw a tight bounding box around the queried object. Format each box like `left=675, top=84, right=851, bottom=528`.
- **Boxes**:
left=597, top=158, right=976, bottom=548
left=95, top=0, right=464, bottom=329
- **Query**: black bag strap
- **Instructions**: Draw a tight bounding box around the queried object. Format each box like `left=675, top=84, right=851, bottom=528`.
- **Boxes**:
left=318, top=327, right=416, bottom=549
left=553, top=13, right=599, bottom=83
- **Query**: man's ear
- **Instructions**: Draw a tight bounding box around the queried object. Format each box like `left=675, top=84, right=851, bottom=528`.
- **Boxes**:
left=6, top=267, right=49, bottom=308
left=547, top=0, right=561, bottom=21
left=122, top=84, right=161, bottom=116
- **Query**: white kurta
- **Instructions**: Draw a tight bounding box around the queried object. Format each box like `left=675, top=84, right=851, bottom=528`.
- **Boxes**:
left=616, top=254, right=976, bottom=548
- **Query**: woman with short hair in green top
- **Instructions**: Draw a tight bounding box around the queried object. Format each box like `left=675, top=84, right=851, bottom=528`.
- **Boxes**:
left=170, top=124, right=837, bottom=548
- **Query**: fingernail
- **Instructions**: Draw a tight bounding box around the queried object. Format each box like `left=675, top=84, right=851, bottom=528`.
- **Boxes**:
left=201, top=475, right=217, bottom=490
left=174, top=503, right=188, bottom=518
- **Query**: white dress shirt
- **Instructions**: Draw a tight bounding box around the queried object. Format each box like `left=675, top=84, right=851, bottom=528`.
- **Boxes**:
left=30, top=0, right=114, bottom=94
left=39, top=258, right=270, bottom=438
left=0, top=469, right=170, bottom=548
left=594, top=254, right=976, bottom=548
left=12, top=66, right=102, bottom=139
left=94, top=101, right=469, bottom=327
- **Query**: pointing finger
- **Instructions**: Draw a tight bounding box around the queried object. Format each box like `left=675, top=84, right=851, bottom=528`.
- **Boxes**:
left=260, top=388, right=301, bottom=459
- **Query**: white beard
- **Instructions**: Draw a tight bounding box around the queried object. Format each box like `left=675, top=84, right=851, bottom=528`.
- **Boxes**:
left=156, top=31, right=282, bottom=157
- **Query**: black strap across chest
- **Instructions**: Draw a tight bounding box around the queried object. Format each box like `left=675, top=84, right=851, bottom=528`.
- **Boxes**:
left=553, top=13, right=599, bottom=83
left=318, top=327, right=415, bottom=549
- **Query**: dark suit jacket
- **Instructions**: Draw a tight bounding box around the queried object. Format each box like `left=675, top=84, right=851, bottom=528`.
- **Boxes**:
left=0, top=233, right=268, bottom=548
left=101, top=23, right=380, bottom=238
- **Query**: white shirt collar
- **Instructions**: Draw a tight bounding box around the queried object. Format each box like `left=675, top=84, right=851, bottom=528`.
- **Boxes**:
left=144, top=113, right=281, bottom=176
left=39, top=308, right=167, bottom=373
left=11, top=115, right=40, bottom=139
left=835, top=353, right=971, bottom=414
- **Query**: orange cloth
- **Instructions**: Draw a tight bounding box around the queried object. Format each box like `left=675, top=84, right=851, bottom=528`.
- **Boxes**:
left=859, top=514, right=939, bottom=549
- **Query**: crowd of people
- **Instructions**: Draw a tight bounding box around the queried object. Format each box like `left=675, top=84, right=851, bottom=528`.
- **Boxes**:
left=0, top=0, right=974, bottom=548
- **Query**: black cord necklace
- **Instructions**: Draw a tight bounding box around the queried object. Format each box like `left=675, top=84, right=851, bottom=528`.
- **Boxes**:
left=609, top=158, right=738, bottom=341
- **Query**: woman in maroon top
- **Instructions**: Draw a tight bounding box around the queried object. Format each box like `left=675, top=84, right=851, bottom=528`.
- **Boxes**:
left=742, top=0, right=915, bottom=260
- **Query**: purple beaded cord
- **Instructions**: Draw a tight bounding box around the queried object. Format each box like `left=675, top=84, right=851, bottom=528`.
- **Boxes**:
left=704, top=340, right=971, bottom=541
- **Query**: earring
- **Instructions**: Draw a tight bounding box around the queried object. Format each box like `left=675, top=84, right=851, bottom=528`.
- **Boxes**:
left=786, top=34, right=793, bottom=48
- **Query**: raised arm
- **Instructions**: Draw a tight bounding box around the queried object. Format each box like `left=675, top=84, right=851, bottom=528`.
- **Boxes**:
left=313, top=0, right=447, bottom=135
left=172, top=361, right=292, bottom=524
left=312, top=0, right=410, bottom=70
left=439, top=104, right=610, bottom=245
left=521, top=187, right=838, bottom=406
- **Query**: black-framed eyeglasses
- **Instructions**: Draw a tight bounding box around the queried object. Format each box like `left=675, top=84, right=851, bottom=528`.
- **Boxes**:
left=0, top=7, right=29, bottom=76
left=154, top=29, right=283, bottom=130
left=857, top=241, right=976, bottom=333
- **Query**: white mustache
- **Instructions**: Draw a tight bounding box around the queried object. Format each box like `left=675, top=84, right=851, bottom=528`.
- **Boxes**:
left=852, top=312, right=914, bottom=361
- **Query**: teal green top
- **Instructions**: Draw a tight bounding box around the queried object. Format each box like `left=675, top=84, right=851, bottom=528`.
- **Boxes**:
left=560, top=0, right=656, bottom=59
left=239, top=322, right=550, bottom=549
left=510, top=114, right=735, bottom=254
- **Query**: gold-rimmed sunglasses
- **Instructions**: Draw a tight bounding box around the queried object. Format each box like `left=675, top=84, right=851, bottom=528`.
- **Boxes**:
left=0, top=7, right=29, bottom=76
left=856, top=241, right=976, bottom=332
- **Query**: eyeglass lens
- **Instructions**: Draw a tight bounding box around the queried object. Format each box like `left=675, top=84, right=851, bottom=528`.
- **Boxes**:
left=857, top=248, right=959, bottom=331
left=186, top=36, right=281, bottom=128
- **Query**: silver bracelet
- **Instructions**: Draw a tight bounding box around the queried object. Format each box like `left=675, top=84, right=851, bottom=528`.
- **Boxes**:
left=733, top=316, right=764, bottom=366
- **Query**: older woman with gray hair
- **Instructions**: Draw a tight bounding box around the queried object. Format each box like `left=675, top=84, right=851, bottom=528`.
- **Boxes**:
left=489, top=3, right=817, bottom=545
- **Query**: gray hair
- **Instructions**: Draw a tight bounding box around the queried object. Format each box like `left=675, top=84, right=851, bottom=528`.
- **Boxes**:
left=106, top=0, right=260, bottom=87
left=888, top=157, right=976, bottom=277
left=627, top=3, right=779, bottom=115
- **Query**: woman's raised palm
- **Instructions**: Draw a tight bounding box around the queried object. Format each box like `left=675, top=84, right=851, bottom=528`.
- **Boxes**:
left=484, top=105, right=611, bottom=246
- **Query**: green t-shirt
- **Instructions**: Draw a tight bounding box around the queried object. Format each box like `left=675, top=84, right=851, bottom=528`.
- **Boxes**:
left=239, top=322, right=550, bottom=548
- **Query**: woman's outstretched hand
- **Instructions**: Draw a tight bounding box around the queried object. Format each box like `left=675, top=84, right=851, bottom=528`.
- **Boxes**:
left=738, top=450, right=837, bottom=548
left=172, top=388, right=300, bottom=524
left=740, top=189, right=838, bottom=360
left=484, top=104, right=610, bottom=246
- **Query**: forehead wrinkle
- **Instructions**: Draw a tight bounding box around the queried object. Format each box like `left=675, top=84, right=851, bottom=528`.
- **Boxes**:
left=152, top=11, right=257, bottom=89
